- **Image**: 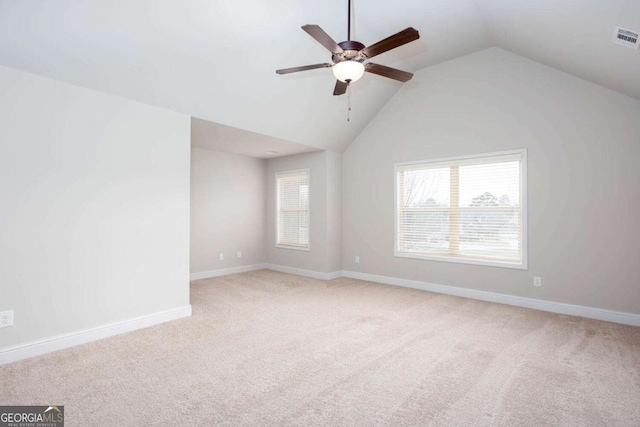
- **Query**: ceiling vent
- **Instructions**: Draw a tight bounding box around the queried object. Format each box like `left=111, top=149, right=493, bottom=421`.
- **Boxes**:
left=613, top=26, right=639, bottom=50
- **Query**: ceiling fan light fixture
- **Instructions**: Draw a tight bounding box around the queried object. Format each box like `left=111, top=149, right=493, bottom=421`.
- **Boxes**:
left=332, top=61, right=365, bottom=83
left=274, top=0, right=419, bottom=96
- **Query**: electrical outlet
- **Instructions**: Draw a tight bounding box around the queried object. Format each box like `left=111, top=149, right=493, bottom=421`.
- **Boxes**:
left=533, top=276, right=542, bottom=287
left=355, top=256, right=360, bottom=264
left=0, top=310, right=13, bottom=328
left=219, top=253, right=224, bottom=261
left=237, top=251, right=242, bottom=259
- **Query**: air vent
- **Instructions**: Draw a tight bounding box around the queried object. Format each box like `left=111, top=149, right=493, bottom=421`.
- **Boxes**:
left=613, top=26, right=639, bottom=50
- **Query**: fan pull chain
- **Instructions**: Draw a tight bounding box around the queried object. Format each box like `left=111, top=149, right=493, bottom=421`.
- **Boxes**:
left=347, top=83, right=352, bottom=122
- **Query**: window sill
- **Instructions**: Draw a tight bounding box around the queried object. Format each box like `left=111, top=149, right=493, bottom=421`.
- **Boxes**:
left=276, top=244, right=310, bottom=252
left=394, top=251, right=527, bottom=270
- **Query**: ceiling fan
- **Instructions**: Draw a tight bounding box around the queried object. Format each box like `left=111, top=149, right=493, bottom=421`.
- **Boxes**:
left=276, top=0, right=420, bottom=96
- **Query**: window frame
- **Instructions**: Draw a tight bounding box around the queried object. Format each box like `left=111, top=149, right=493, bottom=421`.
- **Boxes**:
left=275, top=168, right=311, bottom=251
left=394, top=149, right=527, bottom=270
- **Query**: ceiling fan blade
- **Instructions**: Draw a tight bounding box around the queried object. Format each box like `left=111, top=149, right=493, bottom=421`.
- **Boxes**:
left=361, top=27, right=419, bottom=59
left=302, top=25, right=343, bottom=54
left=276, top=63, right=333, bottom=75
left=365, top=63, right=413, bottom=82
left=333, top=80, right=348, bottom=96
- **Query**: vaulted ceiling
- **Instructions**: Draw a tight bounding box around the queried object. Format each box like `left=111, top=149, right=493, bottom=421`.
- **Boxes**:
left=1, top=0, right=638, bottom=155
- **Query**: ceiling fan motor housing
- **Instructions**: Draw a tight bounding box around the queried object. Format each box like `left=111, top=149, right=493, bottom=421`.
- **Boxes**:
left=332, top=40, right=366, bottom=64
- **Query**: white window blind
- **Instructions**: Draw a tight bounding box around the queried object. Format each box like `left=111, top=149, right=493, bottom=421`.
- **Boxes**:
left=395, top=150, right=526, bottom=269
left=276, top=169, right=310, bottom=250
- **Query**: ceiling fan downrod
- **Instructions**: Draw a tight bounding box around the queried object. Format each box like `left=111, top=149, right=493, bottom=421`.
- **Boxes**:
left=347, top=0, right=351, bottom=41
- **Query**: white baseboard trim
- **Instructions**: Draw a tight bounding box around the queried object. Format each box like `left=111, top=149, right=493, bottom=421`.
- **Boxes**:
left=190, top=263, right=268, bottom=281
left=266, top=264, right=341, bottom=281
left=0, top=305, right=192, bottom=366
left=324, top=270, right=343, bottom=280
left=342, top=270, right=640, bottom=327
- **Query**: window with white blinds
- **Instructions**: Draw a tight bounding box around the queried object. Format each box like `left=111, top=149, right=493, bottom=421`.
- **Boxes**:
left=395, top=150, right=527, bottom=269
left=276, top=169, right=310, bottom=250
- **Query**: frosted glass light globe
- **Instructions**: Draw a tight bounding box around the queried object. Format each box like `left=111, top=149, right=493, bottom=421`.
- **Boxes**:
left=332, top=61, right=365, bottom=83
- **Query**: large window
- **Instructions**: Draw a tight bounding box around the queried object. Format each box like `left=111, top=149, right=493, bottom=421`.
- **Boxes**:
left=276, top=169, right=310, bottom=250
left=395, top=150, right=526, bottom=269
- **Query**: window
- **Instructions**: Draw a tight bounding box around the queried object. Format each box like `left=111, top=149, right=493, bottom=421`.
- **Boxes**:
left=395, top=150, right=526, bottom=269
left=276, top=169, right=310, bottom=250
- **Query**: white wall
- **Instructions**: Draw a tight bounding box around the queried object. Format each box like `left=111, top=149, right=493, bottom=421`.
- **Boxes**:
left=326, top=151, right=343, bottom=273
left=190, top=147, right=265, bottom=275
left=343, top=48, right=640, bottom=314
left=0, top=65, right=191, bottom=349
left=265, top=151, right=342, bottom=274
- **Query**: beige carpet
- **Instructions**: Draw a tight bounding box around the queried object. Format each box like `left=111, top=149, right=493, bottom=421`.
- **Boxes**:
left=1, top=270, right=639, bottom=426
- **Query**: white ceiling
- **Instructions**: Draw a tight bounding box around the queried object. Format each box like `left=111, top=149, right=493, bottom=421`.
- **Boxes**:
left=191, top=118, right=319, bottom=159
left=0, top=0, right=638, bottom=156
